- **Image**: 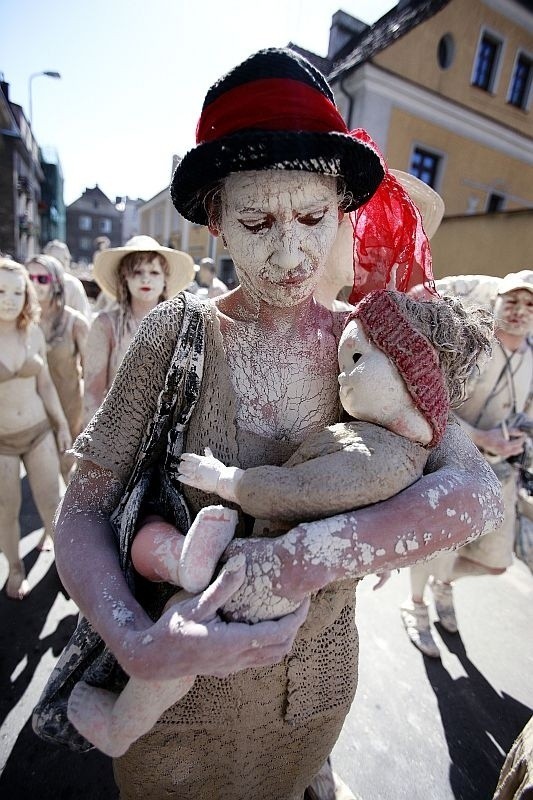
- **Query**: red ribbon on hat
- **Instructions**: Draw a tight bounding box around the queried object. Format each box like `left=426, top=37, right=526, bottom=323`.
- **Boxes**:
left=196, top=78, right=349, bottom=143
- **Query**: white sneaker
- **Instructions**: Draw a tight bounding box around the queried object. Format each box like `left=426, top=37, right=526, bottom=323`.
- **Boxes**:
left=429, top=577, right=458, bottom=633
left=400, top=600, right=440, bottom=658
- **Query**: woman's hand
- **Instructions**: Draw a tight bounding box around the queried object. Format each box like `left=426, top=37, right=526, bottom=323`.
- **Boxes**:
left=55, top=422, right=72, bottom=454
left=117, top=556, right=310, bottom=681
left=475, top=426, right=526, bottom=459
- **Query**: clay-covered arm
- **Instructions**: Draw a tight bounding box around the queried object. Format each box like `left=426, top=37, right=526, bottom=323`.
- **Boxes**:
left=34, top=327, right=71, bottom=452
left=222, top=422, right=504, bottom=621
left=55, top=462, right=308, bottom=681
left=83, top=313, right=113, bottom=426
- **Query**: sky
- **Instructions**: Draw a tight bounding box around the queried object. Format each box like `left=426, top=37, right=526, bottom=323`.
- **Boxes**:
left=1, top=0, right=396, bottom=206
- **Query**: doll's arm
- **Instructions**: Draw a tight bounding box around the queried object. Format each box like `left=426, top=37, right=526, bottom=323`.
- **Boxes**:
left=179, top=424, right=428, bottom=522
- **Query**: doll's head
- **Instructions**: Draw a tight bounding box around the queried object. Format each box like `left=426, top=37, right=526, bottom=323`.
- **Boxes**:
left=338, top=290, right=493, bottom=446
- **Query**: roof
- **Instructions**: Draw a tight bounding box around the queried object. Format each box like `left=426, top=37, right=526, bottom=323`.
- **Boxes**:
left=291, top=0, right=451, bottom=82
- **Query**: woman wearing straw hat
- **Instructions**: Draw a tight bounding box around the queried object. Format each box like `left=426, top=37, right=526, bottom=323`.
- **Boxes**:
left=51, top=49, right=502, bottom=799
left=84, top=235, right=194, bottom=424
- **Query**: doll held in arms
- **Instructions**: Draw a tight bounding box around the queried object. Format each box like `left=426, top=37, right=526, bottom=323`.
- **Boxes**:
left=66, top=287, right=492, bottom=757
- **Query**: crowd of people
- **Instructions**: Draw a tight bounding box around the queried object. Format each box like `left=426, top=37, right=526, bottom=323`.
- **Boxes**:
left=0, top=45, right=531, bottom=800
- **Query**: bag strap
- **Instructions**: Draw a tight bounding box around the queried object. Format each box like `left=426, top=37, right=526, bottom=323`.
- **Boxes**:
left=111, top=293, right=206, bottom=564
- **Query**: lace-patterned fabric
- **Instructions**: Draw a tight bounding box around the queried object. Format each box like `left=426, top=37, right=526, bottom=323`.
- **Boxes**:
left=74, top=298, right=360, bottom=800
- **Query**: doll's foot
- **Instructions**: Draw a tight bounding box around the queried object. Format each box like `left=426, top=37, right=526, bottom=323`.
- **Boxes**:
left=67, top=681, right=131, bottom=758
left=6, top=562, right=30, bottom=600
left=37, top=533, right=54, bottom=552
left=179, top=505, right=238, bottom=593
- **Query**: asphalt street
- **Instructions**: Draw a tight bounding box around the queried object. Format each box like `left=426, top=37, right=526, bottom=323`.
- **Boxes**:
left=1, top=475, right=532, bottom=799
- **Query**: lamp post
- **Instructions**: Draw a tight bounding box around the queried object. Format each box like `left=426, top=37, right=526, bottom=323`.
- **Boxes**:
left=26, top=71, right=61, bottom=257
left=28, top=70, right=61, bottom=127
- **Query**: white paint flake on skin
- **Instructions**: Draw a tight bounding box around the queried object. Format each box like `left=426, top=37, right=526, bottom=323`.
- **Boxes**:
left=394, top=534, right=420, bottom=555
left=427, top=488, right=441, bottom=509
left=111, top=600, right=134, bottom=626
left=446, top=508, right=457, bottom=516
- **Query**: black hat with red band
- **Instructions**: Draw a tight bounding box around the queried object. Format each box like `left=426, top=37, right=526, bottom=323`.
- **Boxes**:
left=171, top=48, right=385, bottom=225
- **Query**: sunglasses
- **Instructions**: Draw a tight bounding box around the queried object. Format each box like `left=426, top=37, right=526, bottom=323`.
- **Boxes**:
left=29, top=274, right=52, bottom=285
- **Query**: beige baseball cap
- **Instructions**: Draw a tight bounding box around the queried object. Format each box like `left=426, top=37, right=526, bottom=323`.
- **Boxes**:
left=497, top=270, right=533, bottom=296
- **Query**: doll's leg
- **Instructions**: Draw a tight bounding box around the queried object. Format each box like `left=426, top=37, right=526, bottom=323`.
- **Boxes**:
left=0, top=454, right=29, bottom=599
left=131, top=518, right=186, bottom=584
left=67, top=590, right=195, bottom=757
left=23, top=431, right=62, bottom=552
left=67, top=674, right=195, bottom=758
left=179, top=505, right=238, bottom=592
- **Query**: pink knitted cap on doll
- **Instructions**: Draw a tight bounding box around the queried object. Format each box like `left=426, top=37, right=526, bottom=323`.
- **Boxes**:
left=348, top=290, right=449, bottom=447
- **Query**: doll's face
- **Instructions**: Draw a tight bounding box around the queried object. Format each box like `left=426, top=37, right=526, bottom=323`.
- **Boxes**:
left=0, top=269, right=26, bottom=322
left=125, top=257, right=166, bottom=303
left=338, top=318, right=432, bottom=442
left=26, top=260, right=52, bottom=304
left=220, top=170, right=340, bottom=308
left=493, top=289, right=533, bottom=338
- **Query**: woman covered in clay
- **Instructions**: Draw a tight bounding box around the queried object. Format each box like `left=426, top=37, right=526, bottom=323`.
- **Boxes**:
left=50, top=49, right=503, bottom=800
left=25, top=254, right=89, bottom=483
left=66, top=288, right=492, bottom=757
left=83, top=235, right=194, bottom=424
left=0, top=258, right=70, bottom=598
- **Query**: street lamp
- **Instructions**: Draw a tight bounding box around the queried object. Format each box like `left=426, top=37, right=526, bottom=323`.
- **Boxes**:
left=28, top=70, right=61, bottom=126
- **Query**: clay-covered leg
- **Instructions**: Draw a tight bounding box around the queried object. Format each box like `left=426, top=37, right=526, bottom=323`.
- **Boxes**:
left=0, top=453, right=29, bottom=599
left=23, top=431, right=62, bottom=552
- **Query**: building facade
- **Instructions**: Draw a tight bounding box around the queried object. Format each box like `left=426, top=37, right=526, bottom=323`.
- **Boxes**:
left=39, top=146, right=66, bottom=246
left=0, top=77, right=44, bottom=261
left=293, top=0, right=533, bottom=279
left=66, top=185, right=122, bottom=266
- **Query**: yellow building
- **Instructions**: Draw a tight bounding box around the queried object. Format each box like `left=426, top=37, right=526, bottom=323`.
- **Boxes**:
left=293, top=0, right=533, bottom=278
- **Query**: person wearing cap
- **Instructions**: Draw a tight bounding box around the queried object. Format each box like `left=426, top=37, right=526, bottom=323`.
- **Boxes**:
left=52, top=49, right=503, bottom=799
left=43, top=240, right=92, bottom=323
left=83, top=235, right=194, bottom=424
left=401, top=270, right=533, bottom=657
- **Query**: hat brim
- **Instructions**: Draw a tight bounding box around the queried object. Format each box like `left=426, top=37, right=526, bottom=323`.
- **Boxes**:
left=171, top=130, right=384, bottom=225
left=93, top=246, right=195, bottom=299
left=389, top=170, right=445, bottom=240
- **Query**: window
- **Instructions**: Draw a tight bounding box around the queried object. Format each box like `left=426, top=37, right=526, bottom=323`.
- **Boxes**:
left=437, top=34, right=455, bottom=70
left=472, top=32, right=502, bottom=92
left=79, top=215, right=92, bottom=231
left=487, top=192, right=505, bottom=213
left=409, top=148, right=441, bottom=188
left=99, top=218, right=112, bottom=233
left=508, top=53, right=532, bottom=109
left=79, top=236, right=92, bottom=251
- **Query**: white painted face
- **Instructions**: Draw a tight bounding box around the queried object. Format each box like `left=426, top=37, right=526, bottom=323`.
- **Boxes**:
left=125, top=257, right=166, bottom=303
left=26, top=260, right=52, bottom=303
left=337, top=318, right=433, bottom=443
left=494, top=289, right=533, bottom=338
left=0, top=269, right=26, bottom=322
left=220, top=171, right=340, bottom=308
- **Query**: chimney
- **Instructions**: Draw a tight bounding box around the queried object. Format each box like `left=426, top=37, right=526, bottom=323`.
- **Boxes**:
left=328, top=11, right=369, bottom=60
